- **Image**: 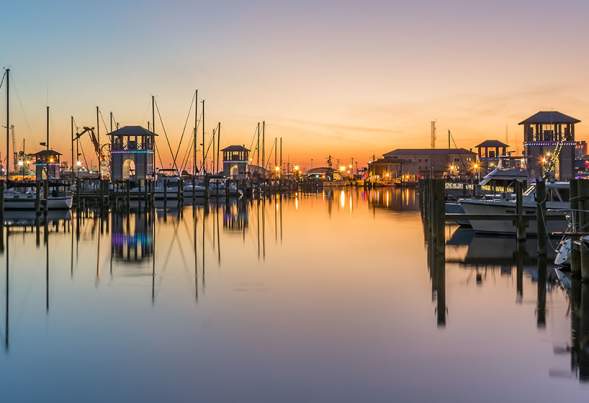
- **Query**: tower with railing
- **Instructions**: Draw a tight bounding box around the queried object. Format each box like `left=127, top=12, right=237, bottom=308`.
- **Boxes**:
left=109, top=126, right=156, bottom=181
left=520, top=111, right=580, bottom=180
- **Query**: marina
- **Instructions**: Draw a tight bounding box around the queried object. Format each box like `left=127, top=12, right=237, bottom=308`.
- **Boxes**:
left=3, top=1, right=589, bottom=401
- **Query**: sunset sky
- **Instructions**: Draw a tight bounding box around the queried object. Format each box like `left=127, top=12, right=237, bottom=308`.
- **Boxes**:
left=1, top=0, right=589, bottom=168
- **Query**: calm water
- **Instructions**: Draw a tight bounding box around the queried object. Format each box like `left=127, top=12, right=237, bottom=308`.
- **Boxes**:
left=0, top=188, right=587, bottom=402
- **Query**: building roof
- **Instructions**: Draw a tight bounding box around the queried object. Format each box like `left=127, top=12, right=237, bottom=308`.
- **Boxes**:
left=518, top=111, right=581, bottom=125
left=383, top=148, right=475, bottom=158
left=369, top=158, right=403, bottom=165
left=33, top=149, right=62, bottom=157
left=108, top=125, right=157, bottom=137
left=476, top=139, right=509, bottom=148
left=221, top=145, right=249, bottom=152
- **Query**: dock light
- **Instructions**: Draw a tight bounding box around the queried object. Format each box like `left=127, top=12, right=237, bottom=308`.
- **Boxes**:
left=541, top=157, right=547, bottom=164
left=17, top=160, right=23, bottom=167
left=76, top=160, right=82, bottom=167
left=48, top=157, right=54, bottom=163
left=274, top=166, right=280, bottom=172
left=294, top=165, right=300, bottom=171
left=339, top=165, right=346, bottom=173
left=546, top=151, right=551, bottom=157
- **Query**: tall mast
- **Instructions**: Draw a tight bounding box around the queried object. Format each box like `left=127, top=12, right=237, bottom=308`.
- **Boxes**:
left=256, top=122, right=260, bottom=166
left=152, top=95, right=155, bottom=173
left=279, top=137, right=282, bottom=177
left=71, top=116, right=74, bottom=174
left=5, top=68, right=9, bottom=179
left=211, top=128, right=216, bottom=174
left=274, top=137, right=277, bottom=172
left=216, top=122, right=221, bottom=173
left=46, top=106, right=50, bottom=151
left=109, top=111, right=113, bottom=133
left=202, top=99, right=205, bottom=174
left=262, top=121, right=265, bottom=169
left=193, top=89, right=198, bottom=175
left=96, top=106, right=100, bottom=154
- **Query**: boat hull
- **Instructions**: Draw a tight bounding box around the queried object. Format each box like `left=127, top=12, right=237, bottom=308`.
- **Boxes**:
left=460, top=200, right=567, bottom=235
left=4, top=195, right=73, bottom=210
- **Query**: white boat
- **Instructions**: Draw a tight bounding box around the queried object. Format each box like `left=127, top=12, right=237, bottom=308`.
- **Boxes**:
left=3, top=187, right=73, bottom=210
left=555, top=238, right=572, bottom=266
left=459, top=181, right=569, bottom=235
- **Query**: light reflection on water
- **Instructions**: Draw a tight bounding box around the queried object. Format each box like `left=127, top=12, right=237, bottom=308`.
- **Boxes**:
left=0, top=188, right=586, bottom=402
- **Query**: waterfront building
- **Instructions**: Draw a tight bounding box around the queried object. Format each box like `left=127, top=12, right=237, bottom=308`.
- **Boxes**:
left=474, top=140, right=509, bottom=173
left=376, top=148, right=476, bottom=179
left=520, top=111, right=580, bottom=180
left=33, top=149, right=62, bottom=180
left=222, top=145, right=250, bottom=177
left=109, top=126, right=156, bottom=181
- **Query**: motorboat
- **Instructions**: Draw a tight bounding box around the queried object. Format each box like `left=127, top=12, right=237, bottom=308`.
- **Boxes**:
left=3, top=186, right=73, bottom=210
left=459, top=181, right=569, bottom=235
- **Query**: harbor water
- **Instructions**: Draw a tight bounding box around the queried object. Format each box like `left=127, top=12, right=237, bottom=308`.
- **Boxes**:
left=0, top=188, right=587, bottom=402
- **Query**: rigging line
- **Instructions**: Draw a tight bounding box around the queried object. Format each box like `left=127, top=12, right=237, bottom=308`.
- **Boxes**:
left=99, top=110, right=110, bottom=135
left=154, top=99, right=179, bottom=172
left=79, top=142, right=90, bottom=170
left=0, top=70, right=5, bottom=89
left=180, top=139, right=194, bottom=174
left=154, top=139, right=164, bottom=170
left=10, top=73, right=34, bottom=138
left=265, top=141, right=276, bottom=169
left=172, top=92, right=196, bottom=168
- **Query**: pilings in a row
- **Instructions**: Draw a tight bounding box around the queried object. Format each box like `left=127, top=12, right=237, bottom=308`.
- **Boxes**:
left=419, top=178, right=446, bottom=327
left=571, top=179, right=589, bottom=281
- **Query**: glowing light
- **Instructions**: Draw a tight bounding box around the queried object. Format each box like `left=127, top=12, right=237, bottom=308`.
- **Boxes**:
left=76, top=160, right=82, bottom=167
left=339, top=165, right=346, bottom=173
left=17, top=160, right=23, bottom=167
left=294, top=165, right=300, bottom=172
left=274, top=166, right=280, bottom=172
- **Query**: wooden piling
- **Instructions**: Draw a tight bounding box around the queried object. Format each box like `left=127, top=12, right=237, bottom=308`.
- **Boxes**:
left=515, top=181, right=526, bottom=242
left=536, top=180, right=547, bottom=256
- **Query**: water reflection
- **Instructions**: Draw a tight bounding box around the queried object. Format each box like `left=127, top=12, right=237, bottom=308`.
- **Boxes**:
left=0, top=189, right=588, bottom=401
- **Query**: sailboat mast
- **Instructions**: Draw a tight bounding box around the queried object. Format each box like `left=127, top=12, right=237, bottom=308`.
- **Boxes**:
left=213, top=122, right=221, bottom=173
left=201, top=100, right=205, bottom=174
left=152, top=95, right=156, bottom=173
left=193, top=89, right=198, bottom=175
left=46, top=106, right=50, bottom=151
left=5, top=68, right=9, bottom=179
left=262, top=121, right=265, bottom=169
left=256, top=122, right=260, bottom=166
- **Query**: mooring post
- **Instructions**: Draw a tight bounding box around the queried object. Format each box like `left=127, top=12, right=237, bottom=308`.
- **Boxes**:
left=579, top=179, right=589, bottom=281
left=0, top=180, right=5, bottom=226
left=163, top=178, right=168, bottom=210
left=536, top=180, right=547, bottom=256
left=515, top=181, right=526, bottom=242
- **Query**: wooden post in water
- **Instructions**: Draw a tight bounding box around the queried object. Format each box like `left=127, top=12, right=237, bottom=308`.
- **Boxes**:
left=515, top=181, right=526, bottom=242
left=579, top=180, right=589, bottom=281
left=536, top=180, right=547, bottom=256
left=163, top=178, right=168, bottom=210
left=571, top=179, right=582, bottom=277
left=0, top=181, right=4, bottom=226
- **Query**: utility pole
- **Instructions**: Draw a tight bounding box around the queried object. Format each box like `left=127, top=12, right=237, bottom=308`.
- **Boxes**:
left=5, top=68, right=9, bottom=179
